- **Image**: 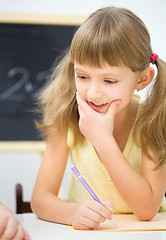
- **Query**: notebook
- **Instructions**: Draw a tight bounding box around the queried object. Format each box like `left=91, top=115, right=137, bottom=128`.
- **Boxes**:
left=69, top=213, right=166, bottom=232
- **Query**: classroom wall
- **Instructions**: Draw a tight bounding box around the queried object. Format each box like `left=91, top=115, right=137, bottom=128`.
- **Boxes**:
left=0, top=0, right=166, bottom=60
left=0, top=0, right=166, bottom=213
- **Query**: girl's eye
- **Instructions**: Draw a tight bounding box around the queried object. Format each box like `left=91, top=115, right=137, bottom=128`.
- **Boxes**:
left=76, top=75, right=88, bottom=80
left=104, top=80, right=117, bottom=84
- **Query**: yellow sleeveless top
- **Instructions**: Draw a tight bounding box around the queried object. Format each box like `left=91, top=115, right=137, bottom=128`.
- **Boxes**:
left=66, top=112, right=166, bottom=213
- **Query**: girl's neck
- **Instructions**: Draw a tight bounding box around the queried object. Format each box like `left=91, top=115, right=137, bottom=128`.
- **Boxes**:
left=115, top=97, right=138, bottom=128
left=113, top=96, right=139, bottom=152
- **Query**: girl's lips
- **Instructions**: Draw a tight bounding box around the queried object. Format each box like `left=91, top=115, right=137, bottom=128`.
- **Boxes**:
left=88, top=102, right=108, bottom=112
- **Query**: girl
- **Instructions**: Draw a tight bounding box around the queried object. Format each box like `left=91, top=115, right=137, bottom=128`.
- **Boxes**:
left=31, top=7, right=166, bottom=230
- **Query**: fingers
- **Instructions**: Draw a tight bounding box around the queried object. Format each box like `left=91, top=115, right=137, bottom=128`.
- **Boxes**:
left=0, top=217, right=18, bottom=239
left=103, top=201, right=114, bottom=214
left=0, top=218, right=30, bottom=240
left=72, top=200, right=113, bottom=230
left=12, top=224, right=29, bottom=240
left=0, top=203, right=30, bottom=239
left=76, top=92, right=91, bottom=115
left=106, top=99, right=121, bottom=117
left=76, top=92, right=121, bottom=143
left=83, top=204, right=106, bottom=223
left=0, top=219, right=6, bottom=237
left=87, top=200, right=112, bottom=220
left=76, top=92, right=95, bottom=137
left=74, top=215, right=100, bottom=230
left=24, top=231, right=30, bottom=240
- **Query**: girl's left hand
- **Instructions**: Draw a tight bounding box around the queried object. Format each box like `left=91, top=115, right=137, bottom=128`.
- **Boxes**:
left=76, top=93, right=120, bottom=146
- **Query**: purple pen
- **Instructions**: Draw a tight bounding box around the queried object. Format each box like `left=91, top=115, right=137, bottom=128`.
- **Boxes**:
left=71, top=164, right=116, bottom=225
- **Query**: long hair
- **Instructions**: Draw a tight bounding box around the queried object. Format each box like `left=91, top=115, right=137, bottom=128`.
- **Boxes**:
left=37, top=7, right=166, bottom=168
left=134, top=58, right=166, bottom=169
left=36, top=51, right=80, bottom=140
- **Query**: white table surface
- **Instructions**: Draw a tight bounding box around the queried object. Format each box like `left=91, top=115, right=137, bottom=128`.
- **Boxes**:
left=16, top=213, right=166, bottom=240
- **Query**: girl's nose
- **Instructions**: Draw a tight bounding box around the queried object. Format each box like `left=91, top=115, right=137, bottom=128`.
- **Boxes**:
left=87, top=82, right=104, bottom=101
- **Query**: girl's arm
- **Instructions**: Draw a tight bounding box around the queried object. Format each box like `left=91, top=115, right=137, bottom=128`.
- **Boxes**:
left=77, top=94, right=166, bottom=220
left=96, top=137, right=166, bottom=220
left=31, top=129, right=112, bottom=229
left=31, top=129, right=78, bottom=225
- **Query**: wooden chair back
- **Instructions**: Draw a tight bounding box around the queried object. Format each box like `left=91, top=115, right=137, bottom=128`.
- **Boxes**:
left=15, top=183, right=32, bottom=214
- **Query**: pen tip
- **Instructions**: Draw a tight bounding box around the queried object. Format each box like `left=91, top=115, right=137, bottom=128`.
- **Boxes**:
left=110, top=218, right=116, bottom=225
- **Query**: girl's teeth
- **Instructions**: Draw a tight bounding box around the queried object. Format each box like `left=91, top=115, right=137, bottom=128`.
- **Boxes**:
left=93, top=102, right=105, bottom=106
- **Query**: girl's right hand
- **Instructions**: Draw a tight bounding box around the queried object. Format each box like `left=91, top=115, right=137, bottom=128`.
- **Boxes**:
left=72, top=200, right=113, bottom=230
left=76, top=92, right=120, bottom=148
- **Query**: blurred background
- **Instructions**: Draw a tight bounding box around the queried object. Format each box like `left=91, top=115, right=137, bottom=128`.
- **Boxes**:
left=0, top=0, right=166, bottom=213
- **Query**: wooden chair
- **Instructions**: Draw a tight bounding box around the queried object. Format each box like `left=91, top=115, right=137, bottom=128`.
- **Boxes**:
left=15, top=183, right=32, bottom=214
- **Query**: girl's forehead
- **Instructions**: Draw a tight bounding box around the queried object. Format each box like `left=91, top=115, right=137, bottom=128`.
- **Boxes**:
left=73, top=61, right=136, bottom=76
left=72, top=55, right=122, bottom=68
left=74, top=61, right=118, bottom=69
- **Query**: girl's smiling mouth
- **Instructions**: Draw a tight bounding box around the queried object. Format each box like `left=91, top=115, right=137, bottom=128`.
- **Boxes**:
left=88, top=101, right=108, bottom=112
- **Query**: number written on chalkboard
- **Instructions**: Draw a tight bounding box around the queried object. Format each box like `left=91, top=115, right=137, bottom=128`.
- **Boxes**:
left=0, top=66, right=48, bottom=102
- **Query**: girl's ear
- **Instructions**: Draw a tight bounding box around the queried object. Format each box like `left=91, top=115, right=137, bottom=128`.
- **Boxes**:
left=136, top=67, right=155, bottom=91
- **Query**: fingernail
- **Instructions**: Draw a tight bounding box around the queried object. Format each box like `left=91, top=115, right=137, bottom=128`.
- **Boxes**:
left=116, top=100, right=121, bottom=105
left=24, top=237, right=30, bottom=240
left=112, top=99, right=121, bottom=105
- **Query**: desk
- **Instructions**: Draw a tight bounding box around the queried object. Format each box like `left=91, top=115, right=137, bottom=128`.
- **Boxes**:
left=16, top=213, right=166, bottom=240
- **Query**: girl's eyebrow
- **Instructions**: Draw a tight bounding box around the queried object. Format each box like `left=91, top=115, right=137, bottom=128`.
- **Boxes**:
left=74, top=66, right=122, bottom=78
left=102, top=73, right=120, bottom=77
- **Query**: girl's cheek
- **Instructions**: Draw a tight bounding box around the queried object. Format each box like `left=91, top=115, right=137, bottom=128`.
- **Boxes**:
left=75, top=80, right=81, bottom=92
left=76, top=83, right=86, bottom=100
left=75, top=81, right=78, bottom=91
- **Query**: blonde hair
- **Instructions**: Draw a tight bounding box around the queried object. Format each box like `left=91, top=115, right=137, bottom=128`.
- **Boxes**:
left=134, top=58, right=166, bottom=169
left=37, top=7, right=166, bottom=168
